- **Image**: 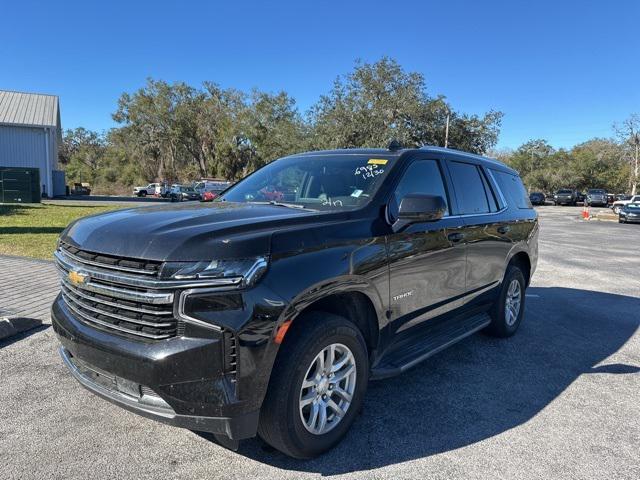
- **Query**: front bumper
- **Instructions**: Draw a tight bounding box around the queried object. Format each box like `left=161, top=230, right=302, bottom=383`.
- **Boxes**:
left=58, top=346, right=258, bottom=438
left=621, top=215, right=640, bottom=223
left=51, top=296, right=261, bottom=439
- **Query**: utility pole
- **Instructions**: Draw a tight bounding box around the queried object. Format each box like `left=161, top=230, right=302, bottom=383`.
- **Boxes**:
left=444, top=113, right=450, bottom=148
left=633, top=133, right=639, bottom=195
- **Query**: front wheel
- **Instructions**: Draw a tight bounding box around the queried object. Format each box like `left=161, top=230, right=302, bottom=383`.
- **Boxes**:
left=486, top=265, right=526, bottom=338
left=258, top=312, right=369, bottom=459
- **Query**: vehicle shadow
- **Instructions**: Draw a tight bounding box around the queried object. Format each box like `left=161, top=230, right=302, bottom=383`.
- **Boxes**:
left=0, top=322, right=50, bottom=349
left=223, top=287, right=640, bottom=474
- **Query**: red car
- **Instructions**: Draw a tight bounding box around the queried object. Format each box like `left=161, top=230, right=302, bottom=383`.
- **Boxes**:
left=201, top=191, right=218, bottom=202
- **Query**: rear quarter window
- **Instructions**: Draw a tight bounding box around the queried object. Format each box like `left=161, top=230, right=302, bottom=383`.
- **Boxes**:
left=491, top=170, right=532, bottom=209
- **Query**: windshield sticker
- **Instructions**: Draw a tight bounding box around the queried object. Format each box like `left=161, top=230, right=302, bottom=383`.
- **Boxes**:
left=368, top=158, right=388, bottom=165
left=351, top=189, right=363, bottom=198
left=355, top=164, right=385, bottom=179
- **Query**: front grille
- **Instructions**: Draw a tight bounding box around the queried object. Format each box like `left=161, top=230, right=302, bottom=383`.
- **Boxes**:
left=60, top=241, right=162, bottom=276
left=55, top=246, right=178, bottom=340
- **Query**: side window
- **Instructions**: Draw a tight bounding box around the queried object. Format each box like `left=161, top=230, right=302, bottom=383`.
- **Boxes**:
left=389, top=159, right=449, bottom=220
left=491, top=169, right=532, bottom=209
left=479, top=168, right=500, bottom=212
left=449, top=161, right=491, bottom=214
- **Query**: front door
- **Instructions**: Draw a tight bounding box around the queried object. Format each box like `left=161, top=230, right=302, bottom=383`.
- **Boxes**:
left=386, top=157, right=467, bottom=339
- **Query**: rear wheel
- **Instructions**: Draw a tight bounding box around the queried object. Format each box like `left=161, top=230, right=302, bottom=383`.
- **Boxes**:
left=486, top=265, right=526, bottom=338
left=258, top=312, right=369, bottom=459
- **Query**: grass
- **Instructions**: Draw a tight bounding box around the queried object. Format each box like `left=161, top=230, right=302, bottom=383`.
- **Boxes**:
left=0, top=203, right=121, bottom=259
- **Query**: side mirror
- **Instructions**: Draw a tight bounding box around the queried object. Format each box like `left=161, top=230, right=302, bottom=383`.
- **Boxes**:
left=393, top=194, right=446, bottom=231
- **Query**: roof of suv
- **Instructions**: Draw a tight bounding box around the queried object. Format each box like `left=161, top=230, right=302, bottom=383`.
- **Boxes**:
left=290, top=146, right=517, bottom=175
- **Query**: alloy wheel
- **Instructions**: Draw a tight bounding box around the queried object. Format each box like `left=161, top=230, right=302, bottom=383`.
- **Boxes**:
left=504, top=279, right=522, bottom=326
left=299, top=343, right=357, bottom=435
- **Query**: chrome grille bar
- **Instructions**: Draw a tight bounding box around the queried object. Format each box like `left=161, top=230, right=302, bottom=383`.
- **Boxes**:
left=62, top=290, right=174, bottom=328
left=62, top=298, right=173, bottom=340
left=56, top=265, right=174, bottom=304
left=55, top=249, right=242, bottom=290
left=60, top=282, right=172, bottom=316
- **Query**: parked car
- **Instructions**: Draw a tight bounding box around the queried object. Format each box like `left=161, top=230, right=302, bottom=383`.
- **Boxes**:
left=196, top=180, right=230, bottom=202
left=529, top=191, right=546, bottom=205
left=552, top=189, right=577, bottom=206
left=585, top=189, right=608, bottom=207
left=133, top=183, right=163, bottom=197
left=201, top=190, right=218, bottom=202
left=169, top=184, right=200, bottom=202
left=612, top=194, right=640, bottom=214
left=51, top=146, right=538, bottom=458
left=194, top=180, right=230, bottom=196
left=69, top=183, right=91, bottom=196
left=618, top=202, right=640, bottom=223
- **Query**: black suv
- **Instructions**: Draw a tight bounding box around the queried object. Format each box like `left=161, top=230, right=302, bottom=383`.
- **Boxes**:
left=51, top=147, right=538, bottom=458
left=552, top=188, right=577, bottom=206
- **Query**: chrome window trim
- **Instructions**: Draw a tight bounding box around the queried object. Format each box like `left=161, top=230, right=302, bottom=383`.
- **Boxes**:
left=55, top=250, right=243, bottom=290
left=446, top=206, right=508, bottom=219
left=485, top=168, right=509, bottom=209
left=58, top=246, right=158, bottom=276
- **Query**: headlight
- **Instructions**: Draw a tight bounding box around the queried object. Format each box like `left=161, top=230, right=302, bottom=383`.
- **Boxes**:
left=162, top=256, right=268, bottom=287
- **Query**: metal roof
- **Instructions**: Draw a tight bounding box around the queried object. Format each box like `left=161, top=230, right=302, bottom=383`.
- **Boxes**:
left=0, top=90, right=60, bottom=128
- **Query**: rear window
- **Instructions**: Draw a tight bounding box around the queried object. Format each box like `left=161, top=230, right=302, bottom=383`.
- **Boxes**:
left=449, top=162, right=493, bottom=214
left=490, top=170, right=532, bottom=209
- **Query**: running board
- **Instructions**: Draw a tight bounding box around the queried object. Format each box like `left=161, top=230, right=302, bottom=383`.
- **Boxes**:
left=370, top=312, right=491, bottom=380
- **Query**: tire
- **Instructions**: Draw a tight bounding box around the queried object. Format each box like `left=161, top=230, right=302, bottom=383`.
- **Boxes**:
left=613, top=206, right=621, bottom=214
left=486, top=265, right=526, bottom=338
left=140, top=191, right=147, bottom=197
left=619, top=218, right=625, bottom=224
left=258, top=311, right=369, bottom=459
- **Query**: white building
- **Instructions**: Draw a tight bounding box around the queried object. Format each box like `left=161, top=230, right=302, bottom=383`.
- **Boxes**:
left=0, top=90, right=65, bottom=200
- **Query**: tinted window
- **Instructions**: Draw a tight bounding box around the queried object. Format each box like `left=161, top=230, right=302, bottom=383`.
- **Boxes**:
left=449, top=162, right=491, bottom=214
left=389, top=159, right=449, bottom=220
left=491, top=169, right=532, bottom=209
left=221, top=154, right=395, bottom=211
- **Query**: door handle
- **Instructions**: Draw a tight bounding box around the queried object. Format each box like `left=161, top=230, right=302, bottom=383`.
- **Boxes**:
left=447, top=232, right=465, bottom=243
left=497, top=226, right=511, bottom=234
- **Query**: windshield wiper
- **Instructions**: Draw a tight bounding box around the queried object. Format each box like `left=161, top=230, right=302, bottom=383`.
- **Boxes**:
left=249, top=201, right=310, bottom=210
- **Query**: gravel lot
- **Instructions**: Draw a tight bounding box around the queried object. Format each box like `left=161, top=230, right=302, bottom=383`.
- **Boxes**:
left=1, top=206, right=638, bottom=480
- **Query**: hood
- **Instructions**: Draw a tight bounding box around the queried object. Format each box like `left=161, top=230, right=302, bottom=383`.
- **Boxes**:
left=62, top=202, right=338, bottom=261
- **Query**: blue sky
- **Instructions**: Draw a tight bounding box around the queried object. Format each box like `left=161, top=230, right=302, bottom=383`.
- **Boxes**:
left=1, top=0, right=638, bottom=149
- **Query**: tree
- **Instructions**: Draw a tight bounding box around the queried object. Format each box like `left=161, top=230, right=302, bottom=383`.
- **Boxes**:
left=59, top=128, right=107, bottom=184
left=308, top=58, right=502, bottom=154
left=614, top=114, right=640, bottom=195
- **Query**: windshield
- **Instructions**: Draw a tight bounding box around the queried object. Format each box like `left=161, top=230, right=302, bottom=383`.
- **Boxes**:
left=218, top=154, right=396, bottom=210
left=588, top=189, right=605, bottom=194
left=625, top=203, right=640, bottom=210
left=557, top=189, right=573, bottom=194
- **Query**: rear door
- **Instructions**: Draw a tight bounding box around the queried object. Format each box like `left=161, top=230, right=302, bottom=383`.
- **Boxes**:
left=386, top=156, right=467, bottom=337
left=446, top=160, right=513, bottom=306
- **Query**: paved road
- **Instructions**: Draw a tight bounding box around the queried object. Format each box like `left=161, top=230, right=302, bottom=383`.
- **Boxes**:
left=1, top=206, right=638, bottom=479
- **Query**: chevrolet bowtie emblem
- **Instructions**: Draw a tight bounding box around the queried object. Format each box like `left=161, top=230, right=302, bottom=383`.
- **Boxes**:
left=68, top=270, right=89, bottom=286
